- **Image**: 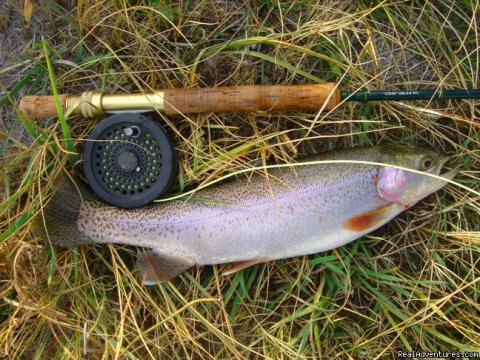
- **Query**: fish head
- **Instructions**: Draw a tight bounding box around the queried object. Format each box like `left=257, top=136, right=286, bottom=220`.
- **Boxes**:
left=376, top=145, right=457, bottom=207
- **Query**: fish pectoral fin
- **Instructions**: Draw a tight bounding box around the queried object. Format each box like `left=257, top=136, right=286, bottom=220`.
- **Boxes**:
left=137, top=250, right=194, bottom=285
left=342, top=203, right=395, bottom=232
left=222, top=257, right=269, bottom=276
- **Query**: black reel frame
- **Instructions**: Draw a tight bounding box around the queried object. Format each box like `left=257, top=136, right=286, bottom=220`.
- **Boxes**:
left=83, top=113, right=178, bottom=209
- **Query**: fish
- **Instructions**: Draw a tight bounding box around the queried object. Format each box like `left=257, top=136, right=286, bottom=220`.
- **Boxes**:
left=32, top=145, right=457, bottom=284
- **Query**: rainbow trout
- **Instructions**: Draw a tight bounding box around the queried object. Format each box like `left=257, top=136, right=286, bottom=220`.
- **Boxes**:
left=33, top=145, right=457, bottom=284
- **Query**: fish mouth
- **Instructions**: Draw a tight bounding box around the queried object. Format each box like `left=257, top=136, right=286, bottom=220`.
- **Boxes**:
left=437, top=156, right=458, bottom=180
left=425, top=156, right=458, bottom=194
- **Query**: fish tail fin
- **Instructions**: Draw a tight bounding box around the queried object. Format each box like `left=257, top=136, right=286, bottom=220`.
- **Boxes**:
left=32, top=173, right=95, bottom=247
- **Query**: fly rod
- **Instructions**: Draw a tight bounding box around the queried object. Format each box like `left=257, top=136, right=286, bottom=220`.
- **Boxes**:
left=18, top=83, right=480, bottom=119
left=19, top=83, right=479, bottom=208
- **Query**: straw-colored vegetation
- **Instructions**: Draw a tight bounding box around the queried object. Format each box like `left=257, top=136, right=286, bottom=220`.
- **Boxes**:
left=1, top=0, right=479, bottom=358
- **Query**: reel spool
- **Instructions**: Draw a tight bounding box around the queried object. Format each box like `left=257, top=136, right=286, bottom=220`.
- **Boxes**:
left=83, top=113, right=177, bottom=208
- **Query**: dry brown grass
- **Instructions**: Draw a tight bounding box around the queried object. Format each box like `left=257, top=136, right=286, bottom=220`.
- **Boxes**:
left=0, top=0, right=479, bottom=358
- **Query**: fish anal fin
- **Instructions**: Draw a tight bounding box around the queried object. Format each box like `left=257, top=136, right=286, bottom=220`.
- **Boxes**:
left=343, top=204, right=394, bottom=232
left=223, top=257, right=269, bottom=276
left=137, top=250, right=194, bottom=285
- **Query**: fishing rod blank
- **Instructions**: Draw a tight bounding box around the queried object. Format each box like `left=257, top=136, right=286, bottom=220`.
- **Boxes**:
left=342, top=89, right=480, bottom=101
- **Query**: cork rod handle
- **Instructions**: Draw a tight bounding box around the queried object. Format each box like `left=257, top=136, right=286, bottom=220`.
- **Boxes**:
left=19, top=94, right=69, bottom=120
left=163, top=83, right=340, bottom=114
left=18, top=83, right=340, bottom=119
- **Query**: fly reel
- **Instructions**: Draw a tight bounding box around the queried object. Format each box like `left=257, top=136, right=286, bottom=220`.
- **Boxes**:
left=83, top=113, right=177, bottom=208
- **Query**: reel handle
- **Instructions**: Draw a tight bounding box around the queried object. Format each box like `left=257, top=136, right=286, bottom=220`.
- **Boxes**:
left=18, top=83, right=340, bottom=119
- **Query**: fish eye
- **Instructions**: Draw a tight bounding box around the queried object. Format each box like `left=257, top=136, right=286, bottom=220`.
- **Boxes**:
left=419, top=156, right=435, bottom=170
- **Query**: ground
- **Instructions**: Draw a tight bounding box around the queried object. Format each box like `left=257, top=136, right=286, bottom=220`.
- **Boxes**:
left=0, top=1, right=479, bottom=359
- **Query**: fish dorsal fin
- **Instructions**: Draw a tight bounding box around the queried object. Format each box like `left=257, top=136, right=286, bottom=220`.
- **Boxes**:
left=137, top=250, right=194, bottom=285
left=222, top=257, right=269, bottom=276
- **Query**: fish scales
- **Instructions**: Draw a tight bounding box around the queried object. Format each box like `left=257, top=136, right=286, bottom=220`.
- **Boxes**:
left=33, top=145, right=457, bottom=283
left=81, top=162, right=386, bottom=264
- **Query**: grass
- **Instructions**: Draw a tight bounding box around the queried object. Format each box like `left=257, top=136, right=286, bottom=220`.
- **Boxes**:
left=0, top=0, right=479, bottom=358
